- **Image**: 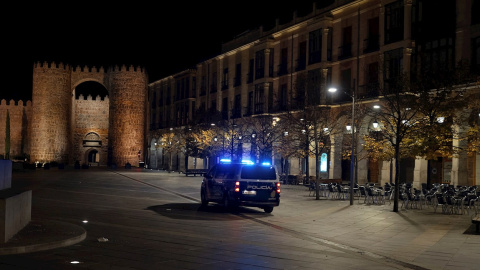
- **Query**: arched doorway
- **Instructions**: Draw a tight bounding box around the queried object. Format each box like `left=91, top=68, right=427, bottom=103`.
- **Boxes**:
left=87, top=149, right=99, bottom=166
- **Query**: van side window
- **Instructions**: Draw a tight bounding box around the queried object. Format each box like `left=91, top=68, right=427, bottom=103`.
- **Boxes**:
left=214, top=165, right=230, bottom=179
left=206, top=166, right=216, bottom=178
left=214, top=164, right=239, bottom=179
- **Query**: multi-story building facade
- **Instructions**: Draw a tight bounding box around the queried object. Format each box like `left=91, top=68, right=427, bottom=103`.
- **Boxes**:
left=148, top=0, right=479, bottom=189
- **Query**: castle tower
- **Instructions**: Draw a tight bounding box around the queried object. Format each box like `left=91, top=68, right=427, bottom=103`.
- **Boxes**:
left=30, top=62, right=72, bottom=163
left=108, top=65, right=148, bottom=166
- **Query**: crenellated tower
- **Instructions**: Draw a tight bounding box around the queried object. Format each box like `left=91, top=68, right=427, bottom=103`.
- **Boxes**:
left=107, top=65, right=148, bottom=166
left=30, top=62, right=72, bottom=163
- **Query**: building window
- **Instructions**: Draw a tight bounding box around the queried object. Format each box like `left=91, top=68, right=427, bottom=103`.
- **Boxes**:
left=332, top=68, right=351, bottom=103
left=473, top=36, right=480, bottom=74
left=222, top=68, right=229, bottom=90
left=339, top=26, right=352, bottom=60
left=151, top=92, right=156, bottom=108
left=278, top=47, right=288, bottom=76
left=421, top=38, right=454, bottom=74
left=233, top=94, right=241, bottom=118
left=234, top=63, right=241, bottom=87
left=222, top=97, right=228, bottom=120
left=385, top=0, right=404, bottom=44
left=254, top=84, right=265, bottom=114
left=150, top=114, right=156, bottom=130
left=211, top=72, right=217, bottom=93
left=280, top=83, right=288, bottom=111
left=473, top=0, right=480, bottom=25
left=384, top=48, right=403, bottom=92
left=308, top=29, right=322, bottom=64
left=200, top=76, right=206, bottom=96
left=247, top=59, right=254, bottom=83
left=366, top=62, right=379, bottom=98
left=269, top=48, right=274, bottom=77
left=364, top=17, right=379, bottom=53
left=175, top=80, right=180, bottom=101
left=307, top=69, right=322, bottom=106
left=247, top=91, right=253, bottom=115
left=255, top=50, right=265, bottom=80
left=210, top=100, right=217, bottom=113
left=297, top=41, right=307, bottom=71
left=159, top=88, right=163, bottom=106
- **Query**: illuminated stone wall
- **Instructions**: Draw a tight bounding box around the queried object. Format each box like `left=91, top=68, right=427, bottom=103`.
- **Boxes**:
left=108, top=65, right=148, bottom=166
left=73, top=95, right=109, bottom=165
left=0, top=100, right=31, bottom=159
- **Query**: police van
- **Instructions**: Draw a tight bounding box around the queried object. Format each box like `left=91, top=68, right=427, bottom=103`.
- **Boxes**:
left=200, top=160, right=281, bottom=213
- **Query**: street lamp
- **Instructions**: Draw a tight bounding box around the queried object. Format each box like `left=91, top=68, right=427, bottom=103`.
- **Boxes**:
left=328, top=86, right=355, bottom=206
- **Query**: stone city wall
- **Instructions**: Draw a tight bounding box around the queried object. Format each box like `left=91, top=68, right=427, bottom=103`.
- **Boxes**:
left=0, top=100, right=31, bottom=159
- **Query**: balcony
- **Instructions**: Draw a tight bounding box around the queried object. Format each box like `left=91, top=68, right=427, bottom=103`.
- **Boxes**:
left=385, top=28, right=403, bottom=44
left=255, top=68, right=265, bottom=80
left=234, top=77, right=241, bottom=87
left=277, top=63, right=288, bottom=76
left=338, top=43, right=352, bottom=60
left=247, top=73, right=254, bottom=84
left=221, top=81, right=229, bottom=91
left=210, top=84, right=217, bottom=93
left=357, top=82, right=380, bottom=99
left=363, top=35, right=379, bottom=53
left=295, top=58, right=306, bottom=71
left=308, top=51, right=321, bottom=65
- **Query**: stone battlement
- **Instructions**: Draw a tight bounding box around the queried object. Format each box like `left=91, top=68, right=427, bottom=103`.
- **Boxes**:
left=0, top=99, right=31, bottom=106
left=76, top=94, right=110, bottom=101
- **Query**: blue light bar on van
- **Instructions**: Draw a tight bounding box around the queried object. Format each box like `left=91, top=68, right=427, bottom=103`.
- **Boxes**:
left=241, top=160, right=254, bottom=165
left=261, top=162, right=271, bottom=166
left=220, top=158, right=231, bottom=163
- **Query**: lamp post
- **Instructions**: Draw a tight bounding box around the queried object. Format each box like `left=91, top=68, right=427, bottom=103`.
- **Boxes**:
left=328, top=86, right=355, bottom=206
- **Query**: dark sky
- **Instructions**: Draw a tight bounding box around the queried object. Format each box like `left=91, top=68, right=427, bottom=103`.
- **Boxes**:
left=2, top=1, right=331, bottom=102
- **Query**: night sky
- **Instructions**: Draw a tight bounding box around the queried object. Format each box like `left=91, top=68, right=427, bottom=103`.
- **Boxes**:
left=2, top=1, right=331, bottom=102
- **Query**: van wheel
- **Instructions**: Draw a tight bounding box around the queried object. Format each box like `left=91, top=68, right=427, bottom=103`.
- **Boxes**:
left=200, top=189, right=209, bottom=206
left=263, top=206, right=274, bottom=213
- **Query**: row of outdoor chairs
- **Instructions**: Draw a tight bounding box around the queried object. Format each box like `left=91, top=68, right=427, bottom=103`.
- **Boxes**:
left=433, top=190, right=478, bottom=215
left=308, top=181, right=478, bottom=215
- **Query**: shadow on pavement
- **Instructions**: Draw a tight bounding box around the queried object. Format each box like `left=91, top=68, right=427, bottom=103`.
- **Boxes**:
left=146, top=203, right=267, bottom=220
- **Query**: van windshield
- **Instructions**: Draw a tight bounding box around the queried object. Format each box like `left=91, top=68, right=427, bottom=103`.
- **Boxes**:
left=240, top=165, right=277, bottom=180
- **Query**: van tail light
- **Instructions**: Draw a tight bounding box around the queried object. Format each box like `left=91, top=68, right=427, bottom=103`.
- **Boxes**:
left=276, top=182, right=281, bottom=193
left=235, top=181, right=240, bottom=192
